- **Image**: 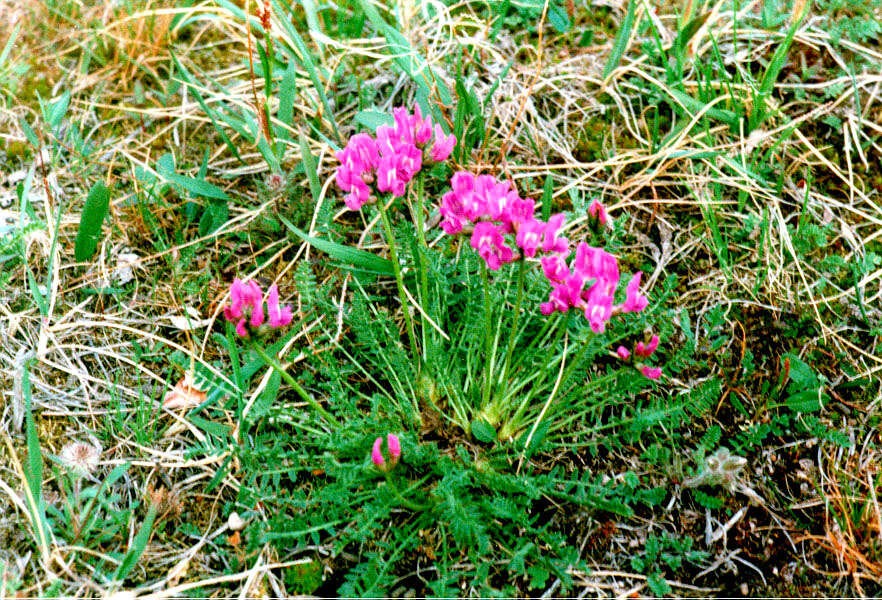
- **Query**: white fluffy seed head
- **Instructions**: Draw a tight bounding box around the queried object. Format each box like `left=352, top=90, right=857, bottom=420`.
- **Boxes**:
left=60, top=441, right=101, bottom=476
left=227, top=511, right=246, bottom=531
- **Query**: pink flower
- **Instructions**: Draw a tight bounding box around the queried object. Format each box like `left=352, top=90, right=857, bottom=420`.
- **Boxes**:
left=515, top=219, right=545, bottom=258
left=429, top=124, right=456, bottom=162
left=583, top=284, right=614, bottom=333
left=540, top=255, right=570, bottom=283
left=618, top=272, right=648, bottom=313
left=450, top=171, right=487, bottom=221
left=480, top=176, right=513, bottom=221
left=334, top=106, right=456, bottom=211
left=504, top=197, right=535, bottom=229
left=371, top=434, right=402, bottom=471
left=635, top=334, right=659, bottom=358
left=343, top=179, right=371, bottom=211
left=541, top=213, right=569, bottom=254
left=439, top=190, right=468, bottom=235
left=265, top=284, right=293, bottom=328
left=376, top=153, right=408, bottom=197
left=387, top=434, right=401, bottom=462
left=371, top=437, right=385, bottom=468
left=413, top=106, right=433, bottom=146
left=223, top=278, right=292, bottom=337
left=588, top=200, right=607, bottom=225
left=641, top=366, right=662, bottom=380
left=223, top=278, right=263, bottom=336
left=616, top=346, right=631, bottom=360
left=573, top=243, right=619, bottom=285
left=540, top=274, right=585, bottom=315
left=336, top=133, right=379, bottom=176
left=470, top=222, right=515, bottom=270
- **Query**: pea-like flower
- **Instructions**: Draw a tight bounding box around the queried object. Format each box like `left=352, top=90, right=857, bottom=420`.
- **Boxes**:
left=223, top=278, right=292, bottom=337
left=471, top=222, right=515, bottom=271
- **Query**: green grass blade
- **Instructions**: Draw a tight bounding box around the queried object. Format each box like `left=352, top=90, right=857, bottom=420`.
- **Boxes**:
left=603, top=0, right=637, bottom=79
left=113, top=503, right=159, bottom=582
left=667, top=88, right=738, bottom=126
left=170, top=52, right=244, bottom=163
left=270, top=0, right=342, bottom=141
left=280, top=216, right=394, bottom=275
left=0, top=22, right=21, bottom=68
left=299, top=132, right=321, bottom=203
left=353, top=0, right=452, bottom=106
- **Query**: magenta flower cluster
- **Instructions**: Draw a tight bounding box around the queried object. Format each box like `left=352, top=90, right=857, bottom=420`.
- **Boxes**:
left=439, top=171, right=569, bottom=272
left=223, top=278, right=293, bottom=337
left=437, top=172, right=662, bottom=378
left=335, top=106, right=456, bottom=210
left=438, top=172, right=648, bottom=334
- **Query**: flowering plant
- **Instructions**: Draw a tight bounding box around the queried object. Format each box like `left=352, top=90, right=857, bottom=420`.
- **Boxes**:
left=327, top=105, right=666, bottom=443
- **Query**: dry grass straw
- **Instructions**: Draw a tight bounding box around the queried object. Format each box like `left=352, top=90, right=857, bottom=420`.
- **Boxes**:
left=798, top=431, right=882, bottom=595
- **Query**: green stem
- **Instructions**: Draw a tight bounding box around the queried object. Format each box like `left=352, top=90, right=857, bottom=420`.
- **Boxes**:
left=382, top=472, right=430, bottom=511
left=412, top=174, right=430, bottom=360
left=377, top=199, right=421, bottom=374
left=499, top=258, right=526, bottom=388
left=480, top=263, right=494, bottom=412
left=499, top=315, right=569, bottom=436
left=250, top=342, right=340, bottom=427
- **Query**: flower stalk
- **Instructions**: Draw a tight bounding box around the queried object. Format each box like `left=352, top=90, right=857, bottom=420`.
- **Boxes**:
left=377, top=198, right=421, bottom=375
left=250, top=341, right=339, bottom=427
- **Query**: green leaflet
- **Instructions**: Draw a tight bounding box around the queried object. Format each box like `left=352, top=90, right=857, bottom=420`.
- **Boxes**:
left=74, top=181, right=110, bottom=262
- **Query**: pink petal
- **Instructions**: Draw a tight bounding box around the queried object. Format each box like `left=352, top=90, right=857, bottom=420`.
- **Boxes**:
left=371, top=437, right=385, bottom=468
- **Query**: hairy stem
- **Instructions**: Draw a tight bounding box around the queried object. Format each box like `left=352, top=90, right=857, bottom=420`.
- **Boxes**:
left=377, top=199, right=421, bottom=375
left=250, top=342, right=339, bottom=427
left=480, top=263, right=494, bottom=414
left=499, top=258, right=526, bottom=389
left=412, top=174, right=430, bottom=360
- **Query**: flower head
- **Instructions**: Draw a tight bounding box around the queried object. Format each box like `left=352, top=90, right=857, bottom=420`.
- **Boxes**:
left=334, top=106, right=457, bottom=211
left=541, top=214, right=570, bottom=255
left=540, top=255, right=570, bottom=283
left=635, top=334, right=659, bottom=358
left=60, top=441, right=101, bottom=476
left=387, top=434, right=401, bottom=463
left=540, top=273, right=585, bottom=315
left=515, top=219, right=546, bottom=258
left=413, top=106, right=433, bottom=145
left=583, top=283, right=614, bottom=333
left=504, top=197, right=536, bottom=229
left=223, top=279, right=293, bottom=337
left=618, top=272, right=648, bottom=314
left=265, top=172, right=285, bottom=192
left=616, top=346, right=631, bottom=360
left=265, top=284, right=293, bottom=328
left=371, top=437, right=385, bottom=468
left=439, top=190, right=469, bottom=235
